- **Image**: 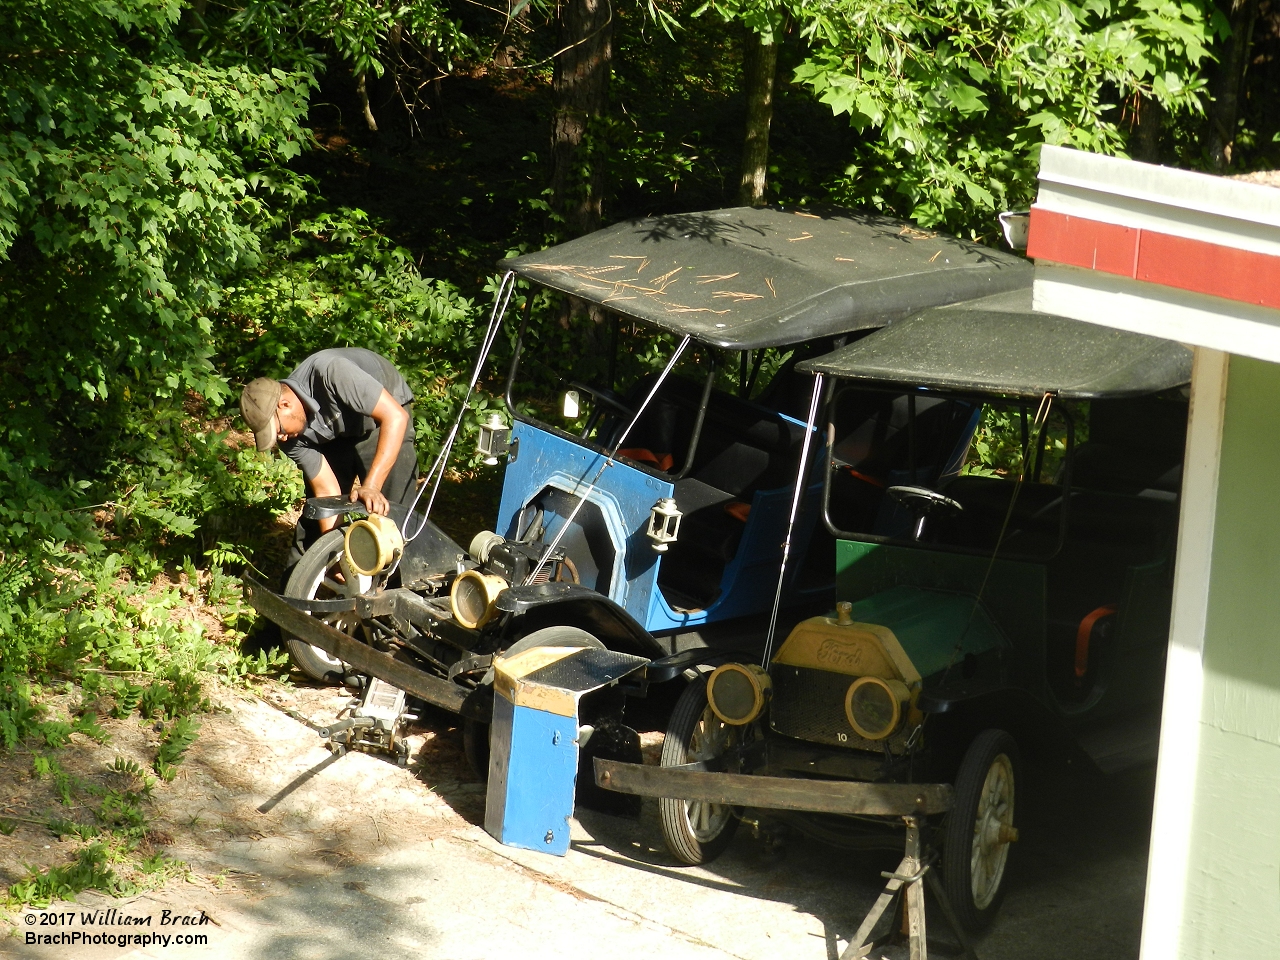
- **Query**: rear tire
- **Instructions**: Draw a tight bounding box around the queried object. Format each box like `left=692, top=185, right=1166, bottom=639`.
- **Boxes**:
left=283, top=530, right=371, bottom=683
left=658, top=674, right=742, bottom=865
left=941, top=729, right=1020, bottom=932
left=463, top=716, right=491, bottom=781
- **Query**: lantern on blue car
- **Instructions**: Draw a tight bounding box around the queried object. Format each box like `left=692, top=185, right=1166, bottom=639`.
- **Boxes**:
left=646, top=497, right=682, bottom=552
left=477, top=413, right=511, bottom=465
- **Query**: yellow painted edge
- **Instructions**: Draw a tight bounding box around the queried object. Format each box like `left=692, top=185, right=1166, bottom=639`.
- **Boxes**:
left=508, top=682, right=579, bottom=718
left=771, top=618, right=922, bottom=685
left=494, top=645, right=584, bottom=682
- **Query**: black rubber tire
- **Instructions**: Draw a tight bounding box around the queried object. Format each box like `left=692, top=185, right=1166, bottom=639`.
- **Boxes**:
left=461, top=626, right=604, bottom=781
left=283, top=529, right=360, bottom=684
left=941, top=729, right=1020, bottom=933
left=462, top=716, right=491, bottom=781
left=658, top=673, right=742, bottom=865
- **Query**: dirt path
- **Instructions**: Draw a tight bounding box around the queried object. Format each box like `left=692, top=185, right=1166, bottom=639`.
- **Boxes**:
left=0, top=683, right=744, bottom=960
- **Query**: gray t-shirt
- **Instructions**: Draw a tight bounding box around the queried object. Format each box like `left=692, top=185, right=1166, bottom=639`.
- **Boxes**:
left=280, top=348, right=415, bottom=481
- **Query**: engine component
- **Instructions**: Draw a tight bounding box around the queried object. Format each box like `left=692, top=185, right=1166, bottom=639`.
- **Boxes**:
left=481, top=537, right=566, bottom=585
left=451, top=570, right=509, bottom=629
left=769, top=611, right=922, bottom=685
left=469, top=529, right=506, bottom=565
left=344, top=514, right=405, bottom=577
left=706, top=662, right=772, bottom=725
left=844, top=675, right=910, bottom=740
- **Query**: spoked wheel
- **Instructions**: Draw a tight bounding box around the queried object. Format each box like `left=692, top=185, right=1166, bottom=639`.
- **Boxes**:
left=283, top=529, right=373, bottom=683
left=659, top=673, right=745, bottom=865
left=942, top=728, right=1020, bottom=932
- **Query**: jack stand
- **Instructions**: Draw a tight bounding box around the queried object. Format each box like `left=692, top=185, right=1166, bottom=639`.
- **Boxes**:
left=272, top=678, right=416, bottom=767
left=841, top=816, right=979, bottom=960
left=329, top=677, right=415, bottom=766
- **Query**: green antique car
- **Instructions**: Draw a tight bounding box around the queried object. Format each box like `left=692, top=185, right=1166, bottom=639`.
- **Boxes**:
left=597, top=288, right=1190, bottom=935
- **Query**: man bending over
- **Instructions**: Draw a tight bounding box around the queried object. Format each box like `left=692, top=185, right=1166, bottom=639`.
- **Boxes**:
left=239, top=347, right=418, bottom=571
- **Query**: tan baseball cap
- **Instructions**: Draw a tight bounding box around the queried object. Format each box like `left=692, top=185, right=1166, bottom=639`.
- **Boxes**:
left=240, top=378, right=282, bottom=451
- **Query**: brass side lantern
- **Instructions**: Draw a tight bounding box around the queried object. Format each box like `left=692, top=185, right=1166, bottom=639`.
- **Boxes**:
left=476, top=413, right=511, bottom=465
left=646, top=497, right=682, bottom=552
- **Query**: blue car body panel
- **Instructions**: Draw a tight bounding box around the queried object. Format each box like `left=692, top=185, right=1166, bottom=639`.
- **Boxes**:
left=496, top=418, right=830, bottom=636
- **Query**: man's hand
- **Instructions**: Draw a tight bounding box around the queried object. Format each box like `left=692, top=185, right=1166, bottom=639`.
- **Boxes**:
left=353, top=388, right=410, bottom=518
left=351, top=482, right=390, bottom=516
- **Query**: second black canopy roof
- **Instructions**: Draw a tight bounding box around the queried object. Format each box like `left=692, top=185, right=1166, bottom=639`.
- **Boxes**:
left=500, top=207, right=1030, bottom=350
left=796, top=290, right=1192, bottom=399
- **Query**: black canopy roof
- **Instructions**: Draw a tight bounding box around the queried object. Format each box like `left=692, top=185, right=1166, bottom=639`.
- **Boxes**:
left=500, top=207, right=1030, bottom=350
left=796, top=290, right=1192, bottom=399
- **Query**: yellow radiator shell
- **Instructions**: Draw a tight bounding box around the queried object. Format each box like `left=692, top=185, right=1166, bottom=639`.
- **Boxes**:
left=771, top=616, right=922, bottom=685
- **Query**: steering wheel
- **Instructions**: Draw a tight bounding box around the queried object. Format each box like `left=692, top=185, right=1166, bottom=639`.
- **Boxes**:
left=887, top=485, right=963, bottom=541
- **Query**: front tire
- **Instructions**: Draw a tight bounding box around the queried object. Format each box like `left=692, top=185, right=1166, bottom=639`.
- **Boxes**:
left=941, top=728, right=1020, bottom=932
left=658, top=673, right=742, bottom=865
left=283, top=529, right=372, bottom=683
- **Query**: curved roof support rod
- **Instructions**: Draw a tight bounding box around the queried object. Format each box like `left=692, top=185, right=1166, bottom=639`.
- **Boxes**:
left=401, top=270, right=517, bottom=545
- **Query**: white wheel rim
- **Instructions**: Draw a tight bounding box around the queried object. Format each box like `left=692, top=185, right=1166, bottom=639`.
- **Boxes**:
left=970, top=753, right=1015, bottom=910
left=683, top=704, right=737, bottom=842
left=296, top=545, right=372, bottom=668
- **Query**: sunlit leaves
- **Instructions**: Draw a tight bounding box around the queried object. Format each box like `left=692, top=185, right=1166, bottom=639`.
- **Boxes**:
left=712, top=0, right=1217, bottom=232
left=0, top=0, right=313, bottom=472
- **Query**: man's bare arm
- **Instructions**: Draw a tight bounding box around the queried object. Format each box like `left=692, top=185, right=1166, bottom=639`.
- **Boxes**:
left=308, top=459, right=344, bottom=534
left=350, top=388, right=410, bottom=516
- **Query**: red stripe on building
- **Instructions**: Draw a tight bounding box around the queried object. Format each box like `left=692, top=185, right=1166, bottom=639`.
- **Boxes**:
left=1027, top=206, right=1280, bottom=310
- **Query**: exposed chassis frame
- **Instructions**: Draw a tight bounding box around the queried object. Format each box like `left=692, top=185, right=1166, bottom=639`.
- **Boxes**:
left=243, top=577, right=491, bottom=721
left=592, top=758, right=952, bottom=816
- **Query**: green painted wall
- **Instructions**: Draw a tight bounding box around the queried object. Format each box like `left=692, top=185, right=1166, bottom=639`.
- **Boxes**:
left=1183, top=355, right=1280, bottom=955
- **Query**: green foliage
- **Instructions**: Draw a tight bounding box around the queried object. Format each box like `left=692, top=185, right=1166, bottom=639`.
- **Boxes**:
left=6, top=844, right=133, bottom=908
left=138, top=671, right=209, bottom=721
left=796, top=0, right=1222, bottom=229
left=0, top=0, right=314, bottom=475
left=111, top=685, right=145, bottom=720
left=154, top=717, right=201, bottom=781
left=109, top=755, right=157, bottom=792
left=689, top=0, right=1223, bottom=231
left=964, top=404, right=1028, bottom=477
left=0, top=2, right=317, bottom=815
left=6, top=743, right=178, bottom=906
left=963, top=402, right=1083, bottom=480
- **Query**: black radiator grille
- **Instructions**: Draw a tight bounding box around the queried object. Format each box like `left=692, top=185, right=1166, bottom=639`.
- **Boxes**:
left=768, top=664, right=909, bottom=754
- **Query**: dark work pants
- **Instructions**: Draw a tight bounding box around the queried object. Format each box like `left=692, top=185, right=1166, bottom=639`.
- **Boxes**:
left=284, top=412, right=420, bottom=579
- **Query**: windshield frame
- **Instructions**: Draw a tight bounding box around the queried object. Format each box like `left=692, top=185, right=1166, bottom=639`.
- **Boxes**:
left=820, top=384, right=1076, bottom=563
left=502, top=301, right=723, bottom=482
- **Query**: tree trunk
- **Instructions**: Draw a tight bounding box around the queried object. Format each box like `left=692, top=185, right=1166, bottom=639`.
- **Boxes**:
left=1129, top=94, right=1164, bottom=163
left=738, top=30, right=778, bottom=207
left=1208, top=0, right=1260, bottom=170
left=357, top=70, right=379, bottom=133
left=551, top=0, right=613, bottom=237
